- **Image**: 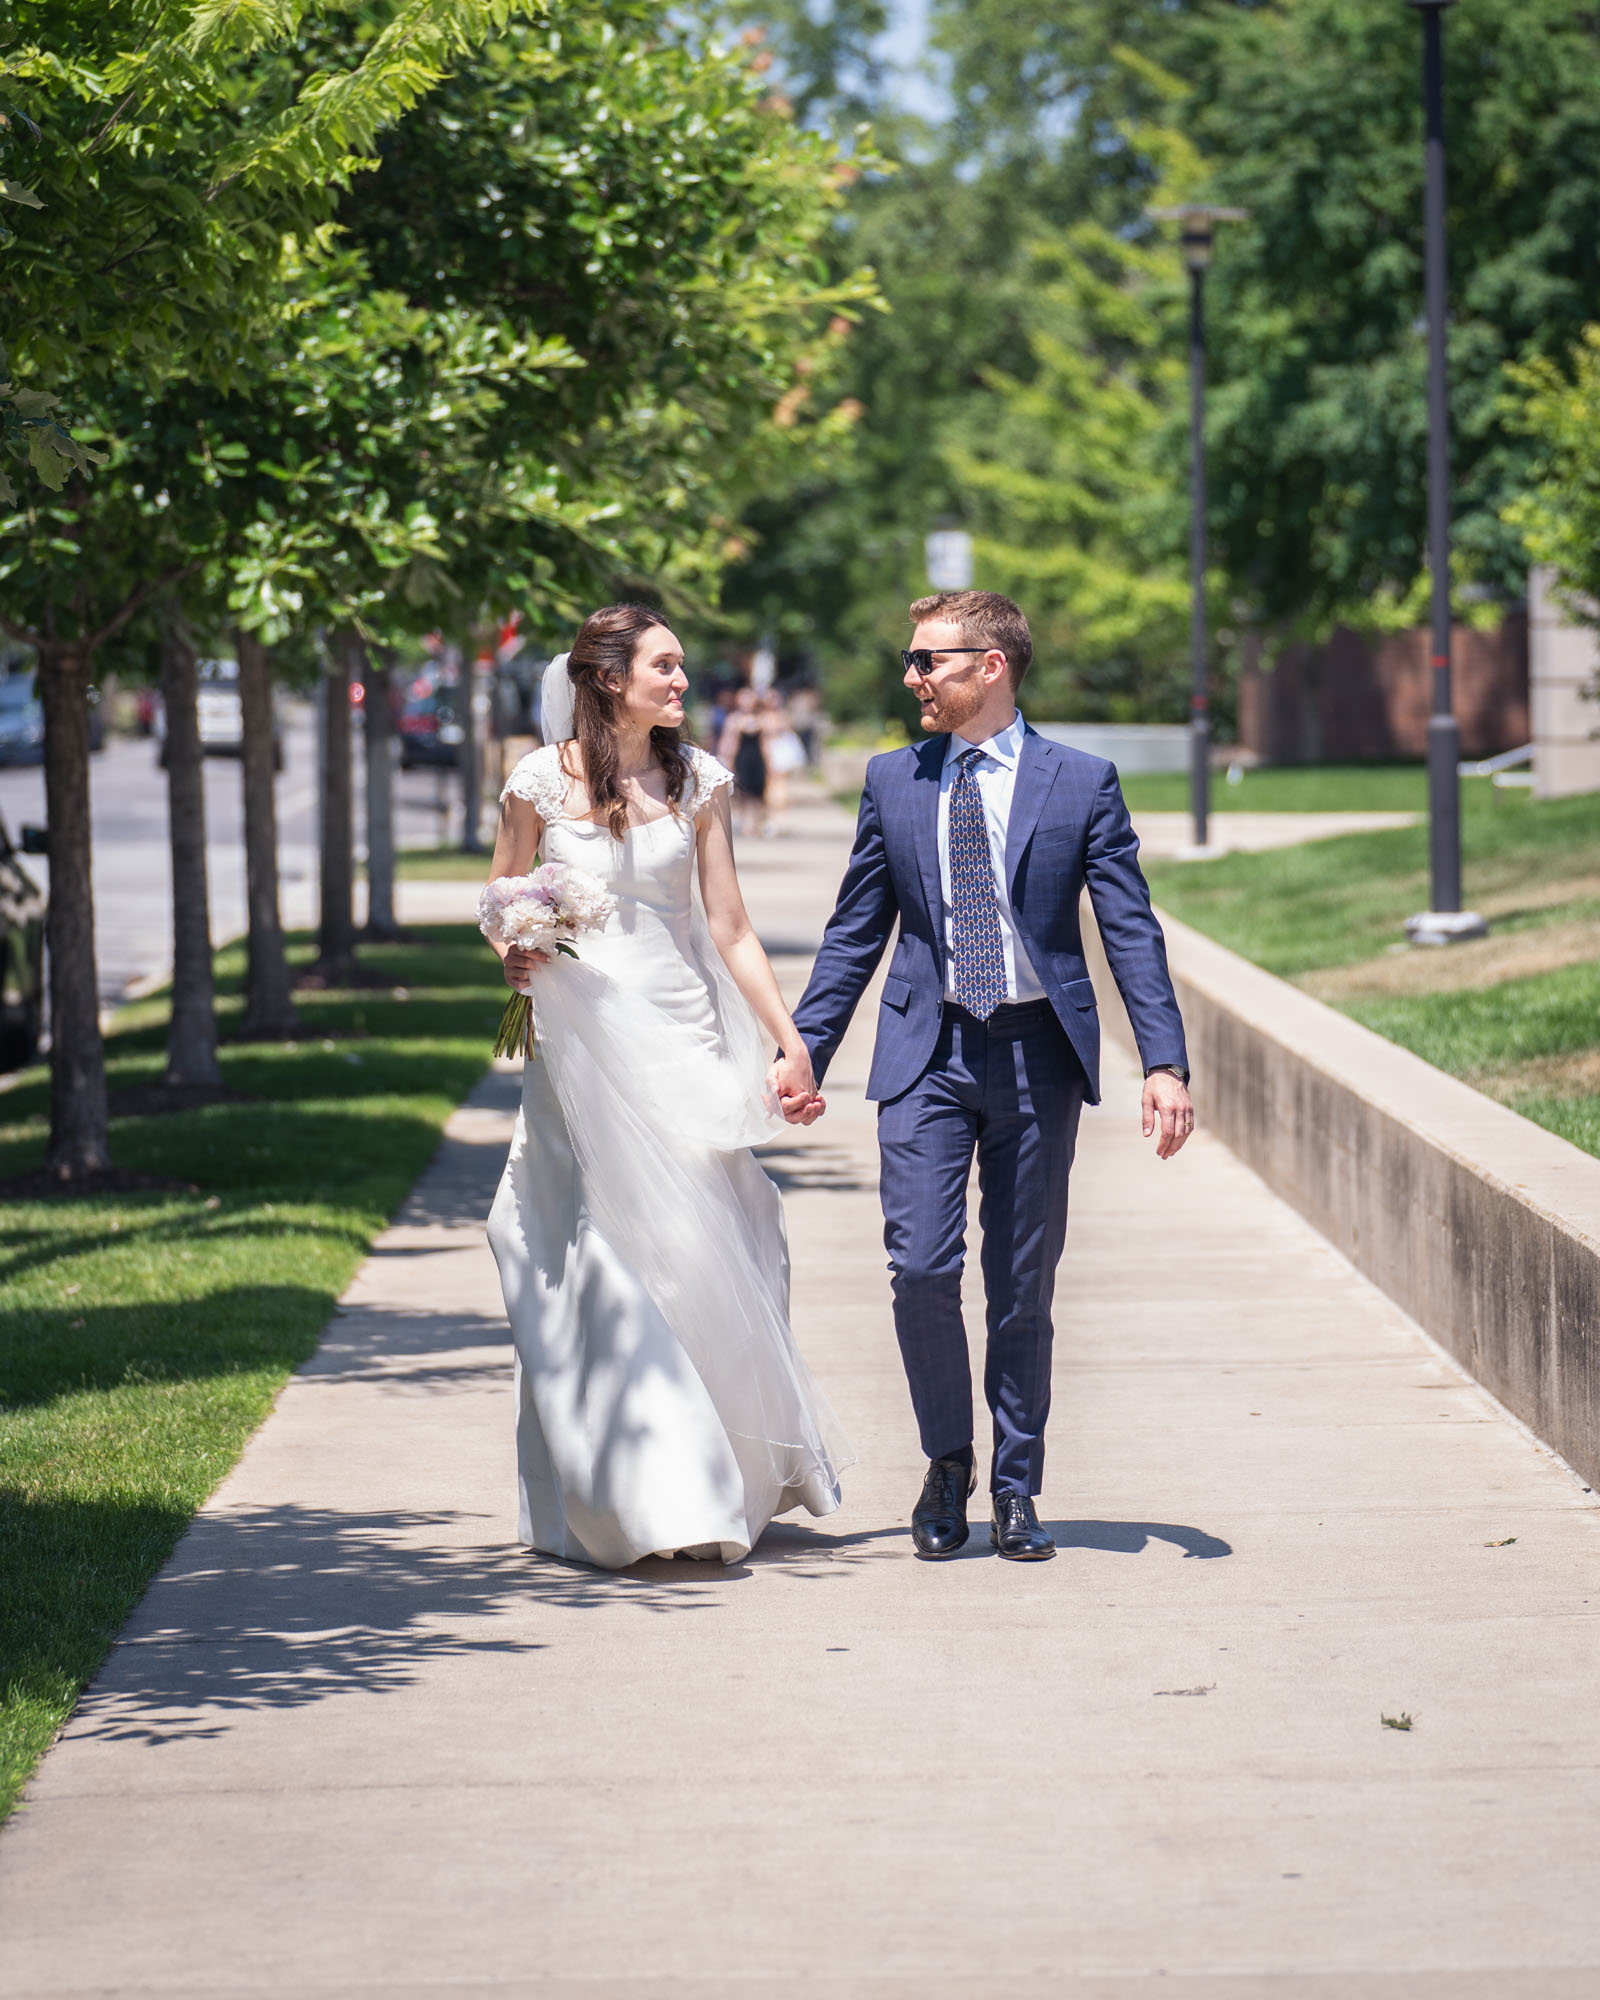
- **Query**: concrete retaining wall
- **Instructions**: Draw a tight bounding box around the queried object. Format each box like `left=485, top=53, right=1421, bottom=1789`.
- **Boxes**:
left=1088, top=906, right=1600, bottom=1486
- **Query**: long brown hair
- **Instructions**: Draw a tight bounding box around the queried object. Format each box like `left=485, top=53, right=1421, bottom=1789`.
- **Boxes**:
left=563, top=603, right=690, bottom=839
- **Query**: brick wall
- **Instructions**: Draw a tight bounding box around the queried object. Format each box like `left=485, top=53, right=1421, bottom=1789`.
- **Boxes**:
left=1237, top=615, right=1528, bottom=764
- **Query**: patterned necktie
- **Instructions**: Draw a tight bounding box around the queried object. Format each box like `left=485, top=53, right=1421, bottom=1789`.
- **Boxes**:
left=948, top=745, right=1006, bottom=1019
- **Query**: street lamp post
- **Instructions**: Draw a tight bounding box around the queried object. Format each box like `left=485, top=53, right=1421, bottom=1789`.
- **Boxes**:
left=1406, top=0, right=1486, bottom=945
left=1148, top=204, right=1247, bottom=853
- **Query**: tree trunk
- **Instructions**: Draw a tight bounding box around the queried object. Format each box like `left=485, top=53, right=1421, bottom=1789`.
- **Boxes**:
left=364, top=650, right=399, bottom=940
left=159, top=603, right=222, bottom=1089
left=460, top=645, right=484, bottom=854
left=37, top=648, right=111, bottom=1179
left=318, top=631, right=357, bottom=981
left=236, top=627, right=299, bottom=1039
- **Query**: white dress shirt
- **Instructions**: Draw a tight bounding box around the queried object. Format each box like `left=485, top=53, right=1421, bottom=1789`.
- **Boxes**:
left=937, top=712, right=1047, bottom=1006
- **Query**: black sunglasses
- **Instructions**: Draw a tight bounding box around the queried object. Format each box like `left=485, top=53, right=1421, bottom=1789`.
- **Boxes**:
left=901, top=647, right=991, bottom=677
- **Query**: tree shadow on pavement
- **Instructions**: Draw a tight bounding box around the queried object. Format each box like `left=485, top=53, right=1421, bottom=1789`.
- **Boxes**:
left=1046, top=1520, right=1233, bottom=1558
left=758, top=1141, right=874, bottom=1194
left=64, top=1505, right=919, bottom=1751
left=66, top=1502, right=738, bottom=1750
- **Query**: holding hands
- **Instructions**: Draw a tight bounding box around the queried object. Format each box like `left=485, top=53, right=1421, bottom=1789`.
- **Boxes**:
left=770, top=1045, right=826, bottom=1126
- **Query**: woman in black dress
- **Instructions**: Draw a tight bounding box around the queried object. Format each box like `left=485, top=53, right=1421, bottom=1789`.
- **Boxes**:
left=719, top=686, right=769, bottom=837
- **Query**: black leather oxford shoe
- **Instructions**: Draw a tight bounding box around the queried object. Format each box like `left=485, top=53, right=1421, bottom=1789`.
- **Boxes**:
left=911, top=1453, right=977, bottom=1559
left=990, top=1492, right=1056, bottom=1561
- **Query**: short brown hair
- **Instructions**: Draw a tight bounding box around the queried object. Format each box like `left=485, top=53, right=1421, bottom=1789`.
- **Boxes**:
left=908, top=589, right=1033, bottom=689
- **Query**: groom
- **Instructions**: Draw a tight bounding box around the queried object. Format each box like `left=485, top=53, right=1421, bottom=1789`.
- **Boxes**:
left=786, top=591, right=1192, bottom=1561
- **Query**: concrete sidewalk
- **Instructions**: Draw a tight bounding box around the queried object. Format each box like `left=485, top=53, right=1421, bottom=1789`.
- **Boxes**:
left=6, top=793, right=1600, bottom=1997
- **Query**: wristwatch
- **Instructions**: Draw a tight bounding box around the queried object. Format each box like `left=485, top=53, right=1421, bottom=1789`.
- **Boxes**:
left=1145, top=1063, right=1190, bottom=1086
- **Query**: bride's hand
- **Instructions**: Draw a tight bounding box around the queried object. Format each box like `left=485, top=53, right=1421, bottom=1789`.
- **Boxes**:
left=502, top=944, right=550, bottom=989
left=771, top=1049, right=825, bottom=1125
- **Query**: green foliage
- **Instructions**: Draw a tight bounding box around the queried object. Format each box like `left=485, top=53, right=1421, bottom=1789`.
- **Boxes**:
left=714, top=5, right=1207, bottom=721
left=0, top=5, right=875, bottom=650
left=708, top=139, right=1055, bottom=719
left=944, top=220, right=1191, bottom=722
left=338, top=10, right=878, bottom=635
left=0, top=2, right=555, bottom=501
left=1188, top=0, right=1600, bottom=634
left=1503, top=324, right=1600, bottom=616
left=0, top=924, right=503, bottom=1821
left=726, top=0, right=1600, bottom=715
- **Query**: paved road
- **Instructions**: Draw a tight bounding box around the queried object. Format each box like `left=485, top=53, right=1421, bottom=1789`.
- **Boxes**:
left=5, top=789, right=1600, bottom=1996
left=0, top=711, right=473, bottom=1005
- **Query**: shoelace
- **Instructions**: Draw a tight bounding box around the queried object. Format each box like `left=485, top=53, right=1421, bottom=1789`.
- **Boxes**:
left=925, top=1462, right=964, bottom=1503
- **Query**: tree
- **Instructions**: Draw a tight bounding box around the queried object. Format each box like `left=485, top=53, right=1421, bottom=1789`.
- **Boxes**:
left=943, top=221, right=1191, bottom=722
left=319, top=632, right=358, bottom=980
left=234, top=627, right=301, bottom=1037
left=1186, top=0, right=1600, bottom=634
left=158, top=601, right=223, bottom=1088
left=727, top=0, right=1600, bottom=712
left=0, top=0, right=554, bottom=1177
left=341, top=11, right=879, bottom=635
left=714, top=1, right=1196, bottom=718
left=1503, top=325, right=1600, bottom=616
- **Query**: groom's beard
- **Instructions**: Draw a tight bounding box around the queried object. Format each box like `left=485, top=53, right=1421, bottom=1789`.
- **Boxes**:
left=916, top=674, right=986, bottom=735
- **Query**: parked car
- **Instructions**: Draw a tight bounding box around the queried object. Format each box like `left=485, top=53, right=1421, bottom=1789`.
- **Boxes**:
left=0, top=671, right=44, bottom=766
left=0, top=670, right=104, bottom=764
left=155, top=657, right=283, bottom=770
left=0, top=811, right=45, bottom=1071
left=398, top=672, right=465, bottom=769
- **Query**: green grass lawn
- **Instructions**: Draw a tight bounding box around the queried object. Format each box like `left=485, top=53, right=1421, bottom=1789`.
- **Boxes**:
left=0, top=925, right=503, bottom=1819
left=1342, top=965, right=1600, bottom=1158
left=390, top=844, right=494, bottom=881
left=1142, top=778, right=1600, bottom=977
left=1143, top=778, right=1600, bottom=1161
left=1120, top=762, right=1430, bottom=816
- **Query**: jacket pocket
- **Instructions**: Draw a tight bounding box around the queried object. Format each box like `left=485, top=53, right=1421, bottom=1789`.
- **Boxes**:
left=881, top=973, right=912, bottom=1013
left=1063, top=975, right=1098, bottom=1011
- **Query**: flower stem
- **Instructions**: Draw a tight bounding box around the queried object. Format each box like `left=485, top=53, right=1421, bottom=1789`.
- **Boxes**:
left=493, top=992, right=533, bottom=1061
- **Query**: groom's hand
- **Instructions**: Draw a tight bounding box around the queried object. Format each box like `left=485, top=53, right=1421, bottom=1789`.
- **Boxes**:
left=1142, top=1071, right=1194, bottom=1159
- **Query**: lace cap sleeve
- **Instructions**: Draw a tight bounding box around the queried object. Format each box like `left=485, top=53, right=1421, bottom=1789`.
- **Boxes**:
left=684, top=745, right=736, bottom=815
left=500, top=744, right=568, bottom=821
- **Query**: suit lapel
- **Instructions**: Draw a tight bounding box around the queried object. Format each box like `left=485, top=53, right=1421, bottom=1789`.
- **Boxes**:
left=910, top=736, right=947, bottom=953
left=1005, top=727, right=1061, bottom=895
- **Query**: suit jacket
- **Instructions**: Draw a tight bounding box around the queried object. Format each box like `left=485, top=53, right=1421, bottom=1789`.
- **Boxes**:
left=792, top=726, right=1188, bottom=1106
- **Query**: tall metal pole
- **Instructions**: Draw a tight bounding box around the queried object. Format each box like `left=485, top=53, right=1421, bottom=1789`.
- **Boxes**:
left=1151, top=203, right=1245, bottom=845
left=1188, top=257, right=1210, bottom=850
left=1418, top=0, right=1462, bottom=915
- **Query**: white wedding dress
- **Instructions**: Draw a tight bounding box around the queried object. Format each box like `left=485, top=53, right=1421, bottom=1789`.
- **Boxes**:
left=486, top=742, right=851, bottom=1568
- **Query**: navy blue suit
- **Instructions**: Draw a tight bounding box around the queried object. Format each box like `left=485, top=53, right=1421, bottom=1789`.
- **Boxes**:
left=792, top=726, right=1187, bottom=1495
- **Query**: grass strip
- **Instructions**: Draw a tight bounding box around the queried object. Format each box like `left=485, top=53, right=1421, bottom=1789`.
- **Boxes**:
left=1142, top=778, right=1600, bottom=978
left=0, top=924, right=503, bottom=1820
left=1119, top=761, right=1430, bottom=816
left=390, top=843, right=495, bottom=881
left=1141, top=778, right=1600, bottom=1163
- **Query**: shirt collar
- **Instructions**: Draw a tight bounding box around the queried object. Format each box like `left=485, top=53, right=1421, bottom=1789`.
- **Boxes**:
left=946, top=711, right=1027, bottom=772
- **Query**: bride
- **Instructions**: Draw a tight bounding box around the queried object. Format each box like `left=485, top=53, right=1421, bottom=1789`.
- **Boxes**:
left=484, top=603, right=852, bottom=1568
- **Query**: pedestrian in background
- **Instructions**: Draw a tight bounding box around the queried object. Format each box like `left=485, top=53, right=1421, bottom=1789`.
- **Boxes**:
left=788, top=683, right=822, bottom=767
left=719, top=685, right=770, bottom=838
left=765, top=689, right=807, bottom=831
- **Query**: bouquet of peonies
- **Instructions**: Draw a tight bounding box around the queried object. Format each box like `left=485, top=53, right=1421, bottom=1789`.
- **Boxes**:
left=477, top=862, right=618, bottom=1058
